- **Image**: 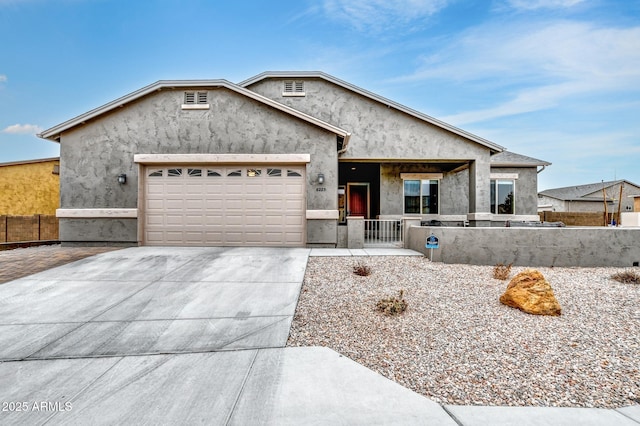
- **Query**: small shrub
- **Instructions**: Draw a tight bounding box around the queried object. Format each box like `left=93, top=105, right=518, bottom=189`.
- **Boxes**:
left=611, top=270, right=640, bottom=284
left=376, top=290, right=408, bottom=316
left=493, top=263, right=513, bottom=280
left=353, top=262, right=371, bottom=276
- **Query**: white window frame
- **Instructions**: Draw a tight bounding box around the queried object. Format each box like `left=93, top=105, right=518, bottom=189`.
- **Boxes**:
left=283, top=80, right=305, bottom=97
left=490, top=179, right=516, bottom=215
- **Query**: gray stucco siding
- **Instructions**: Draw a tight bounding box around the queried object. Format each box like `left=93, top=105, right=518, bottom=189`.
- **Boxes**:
left=490, top=167, right=539, bottom=215
left=58, top=87, right=339, bottom=244
left=247, top=78, right=490, bottom=161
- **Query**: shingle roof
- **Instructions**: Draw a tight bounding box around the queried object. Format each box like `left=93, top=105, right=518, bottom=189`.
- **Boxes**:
left=539, top=180, right=640, bottom=201
left=490, top=151, right=550, bottom=167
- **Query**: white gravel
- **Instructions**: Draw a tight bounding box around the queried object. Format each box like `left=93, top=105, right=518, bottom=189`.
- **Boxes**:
left=287, top=256, right=640, bottom=408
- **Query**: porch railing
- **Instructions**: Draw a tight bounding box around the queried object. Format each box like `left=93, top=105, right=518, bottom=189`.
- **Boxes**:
left=364, top=219, right=403, bottom=247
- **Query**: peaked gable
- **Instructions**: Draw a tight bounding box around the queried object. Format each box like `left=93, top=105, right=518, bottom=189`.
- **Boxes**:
left=240, top=71, right=505, bottom=153
left=38, top=80, right=350, bottom=143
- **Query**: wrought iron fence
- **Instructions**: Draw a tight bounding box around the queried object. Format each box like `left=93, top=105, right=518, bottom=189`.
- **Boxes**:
left=364, top=219, right=403, bottom=247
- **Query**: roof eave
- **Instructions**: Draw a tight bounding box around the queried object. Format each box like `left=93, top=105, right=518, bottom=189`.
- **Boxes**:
left=38, top=79, right=349, bottom=141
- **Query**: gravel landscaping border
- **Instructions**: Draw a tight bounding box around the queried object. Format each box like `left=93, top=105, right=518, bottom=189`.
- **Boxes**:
left=287, top=256, right=640, bottom=408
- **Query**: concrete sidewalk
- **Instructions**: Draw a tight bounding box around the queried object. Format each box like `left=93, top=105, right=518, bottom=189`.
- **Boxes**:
left=0, top=246, right=637, bottom=425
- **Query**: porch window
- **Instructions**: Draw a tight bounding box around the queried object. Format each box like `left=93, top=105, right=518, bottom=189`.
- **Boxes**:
left=403, top=179, right=439, bottom=214
left=491, top=179, right=515, bottom=214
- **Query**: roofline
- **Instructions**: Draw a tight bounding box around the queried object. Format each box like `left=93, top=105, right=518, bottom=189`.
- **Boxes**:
left=240, top=71, right=505, bottom=153
left=0, top=157, right=60, bottom=167
left=38, top=80, right=351, bottom=142
left=491, top=161, right=552, bottom=167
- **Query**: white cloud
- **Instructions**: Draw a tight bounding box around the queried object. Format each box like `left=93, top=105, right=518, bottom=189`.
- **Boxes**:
left=2, top=124, right=43, bottom=134
left=322, top=0, right=452, bottom=32
left=506, top=0, right=585, bottom=10
left=395, top=20, right=640, bottom=124
left=0, top=75, right=6, bottom=83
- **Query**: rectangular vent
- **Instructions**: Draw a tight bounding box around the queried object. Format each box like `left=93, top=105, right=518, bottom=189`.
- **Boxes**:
left=184, top=92, right=196, bottom=104
left=284, top=81, right=294, bottom=92
left=197, top=92, right=207, bottom=104
left=283, top=80, right=305, bottom=96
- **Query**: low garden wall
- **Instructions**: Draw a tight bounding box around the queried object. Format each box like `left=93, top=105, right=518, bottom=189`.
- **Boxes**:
left=407, top=226, right=640, bottom=267
left=0, top=215, right=59, bottom=243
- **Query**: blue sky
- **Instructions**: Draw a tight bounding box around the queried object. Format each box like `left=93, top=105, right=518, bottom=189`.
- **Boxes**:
left=1, top=0, right=638, bottom=190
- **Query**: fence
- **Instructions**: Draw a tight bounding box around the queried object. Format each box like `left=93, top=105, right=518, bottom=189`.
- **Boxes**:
left=0, top=215, right=59, bottom=243
left=539, top=211, right=618, bottom=227
left=364, top=219, right=403, bottom=247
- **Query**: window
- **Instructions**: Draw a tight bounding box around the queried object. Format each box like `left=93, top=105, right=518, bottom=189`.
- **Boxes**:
left=267, top=168, right=282, bottom=177
left=148, top=169, right=163, bottom=177
left=404, top=179, right=439, bottom=214
left=188, top=168, right=202, bottom=177
left=227, top=169, right=242, bottom=177
left=283, top=80, right=305, bottom=96
left=207, top=170, right=221, bottom=177
left=287, top=170, right=302, bottom=177
left=491, top=180, right=515, bottom=214
left=247, top=169, right=261, bottom=177
left=167, top=168, right=182, bottom=177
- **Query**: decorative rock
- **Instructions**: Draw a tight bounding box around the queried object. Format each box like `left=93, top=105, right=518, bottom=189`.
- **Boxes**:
left=500, top=269, right=561, bottom=316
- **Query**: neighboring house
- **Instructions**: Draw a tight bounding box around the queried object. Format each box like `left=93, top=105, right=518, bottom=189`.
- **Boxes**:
left=0, top=157, right=60, bottom=215
left=38, top=71, right=549, bottom=247
left=538, top=180, right=640, bottom=213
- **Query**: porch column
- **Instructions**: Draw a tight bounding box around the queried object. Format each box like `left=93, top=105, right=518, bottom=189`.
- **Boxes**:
left=467, top=158, right=492, bottom=227
left=347, top=216, right=364, bottom=249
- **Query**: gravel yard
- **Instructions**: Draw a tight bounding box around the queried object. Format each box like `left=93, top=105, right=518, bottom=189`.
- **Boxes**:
left=287, top=256, right=640, bottom=408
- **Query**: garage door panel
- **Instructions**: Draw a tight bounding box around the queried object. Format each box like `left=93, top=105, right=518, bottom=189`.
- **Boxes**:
left=144, top=165, right=306, bottom=246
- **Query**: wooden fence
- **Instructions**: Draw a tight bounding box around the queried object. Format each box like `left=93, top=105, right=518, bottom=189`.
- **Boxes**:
left=538, top=211, right=618, bottom=227
left=0, top=215, right=59, bottom=243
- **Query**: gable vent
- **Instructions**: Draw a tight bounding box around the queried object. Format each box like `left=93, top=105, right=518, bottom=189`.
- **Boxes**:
left=283, top=80, right=305, bottom=97
left=184, top=92, right=196, bottom=104
left=182, top=91, right=210, bottom=110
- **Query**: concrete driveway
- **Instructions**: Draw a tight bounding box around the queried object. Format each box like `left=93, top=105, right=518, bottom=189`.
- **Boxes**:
left=0, top=247, right=309, bottom=360
left=0, top=246, right=457, bottom=425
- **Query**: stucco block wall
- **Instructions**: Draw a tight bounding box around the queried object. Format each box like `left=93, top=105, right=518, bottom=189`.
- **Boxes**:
left=0, top=160, right=60, bottom=215
left=407, top=226, right=640, bottom=267
left=58, top=88, right=338, bottom=244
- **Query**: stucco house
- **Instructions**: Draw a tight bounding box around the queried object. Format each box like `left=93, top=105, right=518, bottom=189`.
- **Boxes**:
left=538, top=180, right=640, bottom=213
left=38, top=71, right=549, bottom=247
left=0, top=157, right=60, bottom=215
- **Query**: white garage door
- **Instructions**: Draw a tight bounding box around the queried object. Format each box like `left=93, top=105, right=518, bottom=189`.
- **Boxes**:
left=144, top=165, right=306, bottom=246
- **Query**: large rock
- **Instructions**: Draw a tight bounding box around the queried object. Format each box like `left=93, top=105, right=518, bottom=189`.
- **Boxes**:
left=500, top=269, right=561, bottom=316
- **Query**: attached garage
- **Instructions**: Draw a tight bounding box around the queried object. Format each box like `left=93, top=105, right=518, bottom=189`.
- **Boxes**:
left=143, top=164, right=306, bottom=247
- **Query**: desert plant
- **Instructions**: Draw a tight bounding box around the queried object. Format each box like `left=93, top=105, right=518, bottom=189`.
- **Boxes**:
left=493, top=263, right=513, bottom=280
left=611, top=270, right=640, bottom=284
left=376, top=290, right=407, bottom=316
left=353, top=262, right=371, bottom=276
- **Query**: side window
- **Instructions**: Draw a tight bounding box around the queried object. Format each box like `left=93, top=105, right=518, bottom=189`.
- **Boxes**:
left=491, top=180, right=515, bottom=214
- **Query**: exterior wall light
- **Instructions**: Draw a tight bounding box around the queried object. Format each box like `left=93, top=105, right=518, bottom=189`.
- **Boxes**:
left=317, top=173, right=325, bottom=185
left=118, top=174, right=127, bottom=185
